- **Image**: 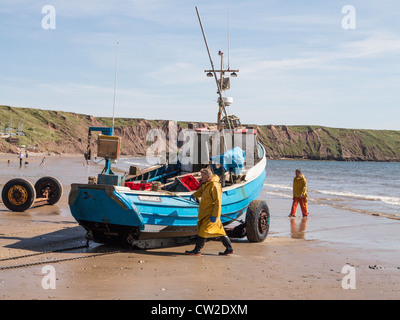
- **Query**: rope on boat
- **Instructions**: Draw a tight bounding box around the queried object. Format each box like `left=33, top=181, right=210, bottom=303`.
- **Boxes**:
left=162, top=191, right=199, bottom=205
left=163, top=191, right=245, bottom=224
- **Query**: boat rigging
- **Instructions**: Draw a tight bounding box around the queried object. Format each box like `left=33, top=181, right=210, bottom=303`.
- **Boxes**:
left=195, top=6, right=240, bottom=131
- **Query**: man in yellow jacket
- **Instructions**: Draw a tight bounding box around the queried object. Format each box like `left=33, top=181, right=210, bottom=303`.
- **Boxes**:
left=289, top=169, right=309, bottom=218
left=185, top=168, right=234, bottom=256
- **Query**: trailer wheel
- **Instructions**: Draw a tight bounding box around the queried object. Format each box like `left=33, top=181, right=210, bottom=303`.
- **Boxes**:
left=245, top=200, right=270, bottom=242
left=1, top=178, right=36, bottom=212
left=34, top=176, right=63, bottom=205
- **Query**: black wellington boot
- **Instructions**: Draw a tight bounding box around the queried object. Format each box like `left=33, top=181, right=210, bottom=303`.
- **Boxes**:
left=219, top=236, right=234, bottom=255
left=185, top=237, right=206, bottom=256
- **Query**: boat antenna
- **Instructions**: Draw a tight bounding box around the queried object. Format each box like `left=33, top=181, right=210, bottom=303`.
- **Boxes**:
left=112, top=41, right=119, bottom=135
left=195, top=6, right=231, bottom=131
left=227, top=1, right=230, bottom=70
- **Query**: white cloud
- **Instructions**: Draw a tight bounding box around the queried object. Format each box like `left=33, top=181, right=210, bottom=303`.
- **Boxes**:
left=148, top=62, right=205, bottom=86
left=339, top=32, right=400, bottom=59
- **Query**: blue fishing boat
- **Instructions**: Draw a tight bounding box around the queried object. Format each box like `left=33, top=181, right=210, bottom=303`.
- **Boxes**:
left=69, top=139, right=268, bottom=245
left=68, top=7, right=270, bottom=248
left=69, top=140, right=269, bottom=247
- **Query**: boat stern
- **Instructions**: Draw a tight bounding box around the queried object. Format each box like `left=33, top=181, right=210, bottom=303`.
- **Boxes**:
left=69, top=183, right=144, bottom=238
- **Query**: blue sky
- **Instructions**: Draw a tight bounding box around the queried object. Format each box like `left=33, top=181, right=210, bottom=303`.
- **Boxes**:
left=1, top=1, right=399, bottom=130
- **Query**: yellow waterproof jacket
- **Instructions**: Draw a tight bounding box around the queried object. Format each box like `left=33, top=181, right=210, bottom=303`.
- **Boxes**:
left=293, top=174, right=307, bottom=198
left=192, top=175, right=226, bottom=238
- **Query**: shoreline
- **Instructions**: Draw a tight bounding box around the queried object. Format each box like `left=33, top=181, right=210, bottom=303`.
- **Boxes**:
left=1, top=152, right=399, bottom=163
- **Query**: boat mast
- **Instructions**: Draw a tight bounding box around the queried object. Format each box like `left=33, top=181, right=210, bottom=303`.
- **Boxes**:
left=204, top=51, right=239, bottom=130
left=112, top=41, right=119, bottom=135
left=195, top=6, right=239, bottom=131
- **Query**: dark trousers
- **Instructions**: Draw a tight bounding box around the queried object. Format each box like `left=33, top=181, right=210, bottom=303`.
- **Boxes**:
left=190, top=235, right=233, bottom=253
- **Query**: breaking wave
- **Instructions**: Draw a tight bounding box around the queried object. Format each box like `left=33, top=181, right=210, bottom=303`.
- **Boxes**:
left=264, top=183, right=400, bottom=207
left=312, top=189, right=400, bottom=207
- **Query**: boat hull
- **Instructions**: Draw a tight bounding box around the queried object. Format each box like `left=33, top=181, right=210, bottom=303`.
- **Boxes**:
left=69, top=163, right=265, bottom=227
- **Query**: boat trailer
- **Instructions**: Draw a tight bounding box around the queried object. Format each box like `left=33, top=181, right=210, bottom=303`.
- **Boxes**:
left=1, top=176, right=63, bottom=212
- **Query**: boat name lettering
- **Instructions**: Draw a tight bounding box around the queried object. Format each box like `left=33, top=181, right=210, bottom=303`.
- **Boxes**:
left=138, top=195, right=162, bottom=203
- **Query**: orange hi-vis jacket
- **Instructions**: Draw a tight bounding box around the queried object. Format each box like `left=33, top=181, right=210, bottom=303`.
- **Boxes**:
left=293, top=174, right=307, bottom=199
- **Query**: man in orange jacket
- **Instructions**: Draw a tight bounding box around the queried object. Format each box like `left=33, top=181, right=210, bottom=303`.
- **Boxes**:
left=289, top=169, right=309, bottom=218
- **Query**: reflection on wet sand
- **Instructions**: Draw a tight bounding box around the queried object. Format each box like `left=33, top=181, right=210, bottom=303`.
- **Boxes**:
left=290, top=217, right=308, bottom=239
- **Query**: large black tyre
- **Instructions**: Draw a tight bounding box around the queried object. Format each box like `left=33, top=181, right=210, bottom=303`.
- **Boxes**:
left=245, top=200, right=270, bottom=242
left=34, top=176, right=63, bottom=205
left=1, top=178, right=36, bottom=212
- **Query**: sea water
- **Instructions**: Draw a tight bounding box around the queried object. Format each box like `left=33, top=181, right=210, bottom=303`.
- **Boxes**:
left=263, top=160, right=400, bottom=220
left=115, top=157, right=400, bottom=219
left=260, top=160, right=400, bottom=253
left=115, top=157, right=400, bottom=251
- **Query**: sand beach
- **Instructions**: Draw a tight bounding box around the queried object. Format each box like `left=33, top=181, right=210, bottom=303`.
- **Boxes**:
left=0, top=153, right=399, bottom=300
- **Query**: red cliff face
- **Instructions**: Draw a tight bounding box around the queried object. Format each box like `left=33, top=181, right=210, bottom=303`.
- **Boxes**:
left=257, top=125, right=400, bottom=161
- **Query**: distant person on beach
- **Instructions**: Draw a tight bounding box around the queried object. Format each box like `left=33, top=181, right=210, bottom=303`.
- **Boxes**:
left=18, top=152, right=23, bottom=167
left=185, top=168, right=234, bottom=256
left=40, top=157, right=46, bottom=166
left=289, top=169, right=309, bottom=218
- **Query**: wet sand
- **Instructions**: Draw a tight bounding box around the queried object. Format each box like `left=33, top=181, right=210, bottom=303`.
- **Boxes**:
left=0, top=153, right=399, bottom=300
